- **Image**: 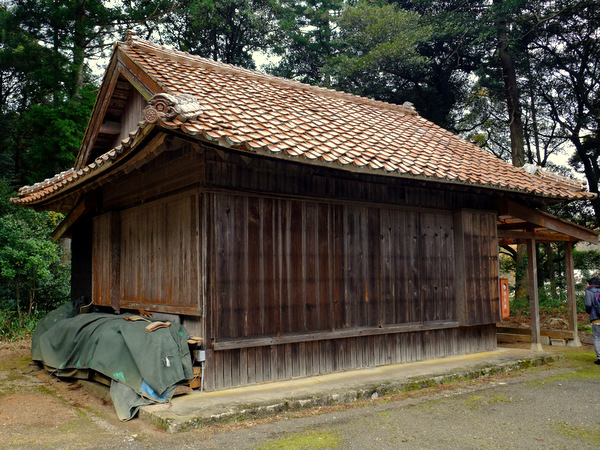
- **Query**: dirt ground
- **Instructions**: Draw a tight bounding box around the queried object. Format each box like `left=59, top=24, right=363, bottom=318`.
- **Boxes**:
left=0, top=339, right=168, bottom=448
left=499, top=311, right=590, bottom=330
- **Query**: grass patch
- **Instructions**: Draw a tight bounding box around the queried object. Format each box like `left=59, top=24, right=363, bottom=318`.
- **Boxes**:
left=464, top=394, right=511, bottom=410
left=0, top=355, right=31, bottom=372
left=36, top=385, right=55, bottom=395
left=489, top=395, right=511, bottom=404
left=578, top=324, right=592, bottom=333
left=58, top=417, right=90, bottom=432
left=464, top=395, right=484, bottom=409
left=529, top=349, right=600, bottom=385
left=553, top=422, right=600, bottom=445
left=256, top=430, right=342, bottom=449
left=562, top=349, right=598, bottom=365
left=530, top=367, right=600, bottom=385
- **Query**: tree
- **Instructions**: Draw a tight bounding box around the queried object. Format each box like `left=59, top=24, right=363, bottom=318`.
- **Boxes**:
left=326, top=3, right=432, bottom=105
left=529, top=0, right=600, bottom=226
left=268, top=0, right=344, bottom=85
left=162, top=0, right=275, bottom=68
left=0, top=182, right=70, bottom=320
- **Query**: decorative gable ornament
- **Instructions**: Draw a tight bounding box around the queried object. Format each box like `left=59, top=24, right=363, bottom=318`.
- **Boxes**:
left=144, top=93, right=203, bottom=124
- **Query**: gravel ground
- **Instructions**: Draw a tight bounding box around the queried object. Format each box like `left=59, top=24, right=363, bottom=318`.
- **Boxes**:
left=1, top=340, right=599, bottom=449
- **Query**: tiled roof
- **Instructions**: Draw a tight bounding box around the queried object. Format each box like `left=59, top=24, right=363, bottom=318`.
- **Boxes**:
left=12, top=35, right=595, bottom=207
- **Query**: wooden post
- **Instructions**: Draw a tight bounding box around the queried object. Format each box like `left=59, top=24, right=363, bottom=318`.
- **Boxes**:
left=452, top=210, right=467, bottom=325
left=110, top=211, right=121, bottom=313
left=527, top=238, right=543, bottom=351
left=565, top=241, right=581, bottom=347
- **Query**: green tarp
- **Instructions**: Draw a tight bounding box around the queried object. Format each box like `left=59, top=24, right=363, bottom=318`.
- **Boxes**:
left=32, top=303, right=194, bottom=420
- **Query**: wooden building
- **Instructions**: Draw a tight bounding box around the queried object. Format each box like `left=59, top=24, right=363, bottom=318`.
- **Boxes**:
left=13, top=34, right=597, bottom=391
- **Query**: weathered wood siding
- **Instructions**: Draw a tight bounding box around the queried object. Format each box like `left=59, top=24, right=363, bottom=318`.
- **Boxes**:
left=453, top=209, right=499, bottom=326
left=92, top=212, right=114, bottom=307
left=71, top=216, right=93, bottom=303
left=209, top=193, right=457, bottom=341
left=88, top=140, right=501, bottom=391
left=92, top=191, right=202, bottom=315
left=113, top=88, right=146, bottom=148
left=206, top=325, right=496, bottom=390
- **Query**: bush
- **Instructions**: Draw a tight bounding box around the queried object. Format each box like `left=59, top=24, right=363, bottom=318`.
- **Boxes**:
left=0, top=305, right=45, bottom=341
left=0, top=181, right=70, bottom=339
left=509, top=284, right=588, bottom=317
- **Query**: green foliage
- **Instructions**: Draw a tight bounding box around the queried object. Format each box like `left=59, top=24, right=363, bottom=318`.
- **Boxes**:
left=268, top=0, right=344, bottom=84
left=573, top=249, right=600, bottom=271
left=0, top=307, right=44, bottom=341
left=21, top=84, right=97, bottom=183
left=164, top=0, right=275, bottom=69
left=0, top=183, right=70, bottom=340
left=509, top=284, right=588, bottom=317
left=328, top=3, right=432, bottom=103
left=509, top=292, right=530, bottom=316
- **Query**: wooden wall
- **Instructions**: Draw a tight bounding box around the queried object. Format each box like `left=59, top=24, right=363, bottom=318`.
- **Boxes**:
left=203, top=191, right=498, bottom=390
left=88, top=138, right=501, bottom=390
left=92, top=191, right=202, bottom=315
left=113, top=88, right=146, bottom=149
left=92, top=212, right=115, bottom=308
left=209, top=193, right=457, bottom=341
left=206, top=325, right=497, bottom=390
left=454, top=209, right=499, bottom=325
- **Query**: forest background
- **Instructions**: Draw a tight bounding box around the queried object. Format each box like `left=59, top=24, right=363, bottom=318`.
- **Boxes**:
left=1, top=0, right=599, bottom=339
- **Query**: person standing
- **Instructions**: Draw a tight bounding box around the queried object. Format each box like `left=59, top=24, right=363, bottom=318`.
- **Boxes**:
left=584, top=277, right=600, bottom=365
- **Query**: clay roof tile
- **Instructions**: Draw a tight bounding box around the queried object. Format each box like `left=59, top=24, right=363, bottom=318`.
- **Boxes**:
left=13, top=36, right=594, bottom=207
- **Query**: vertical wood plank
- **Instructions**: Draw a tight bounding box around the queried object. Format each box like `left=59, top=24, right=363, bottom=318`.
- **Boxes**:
left=109, top=212, right=121, bottom=312
left=527, top=238, right=542, bottom=350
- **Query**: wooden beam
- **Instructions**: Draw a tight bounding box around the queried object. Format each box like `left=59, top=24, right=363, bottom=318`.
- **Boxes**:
left=117, top=55, right=159, bottom=100
left=498, top=230, right=574, bottom=243
left=51, top=196, right=96, bottom=242
left=527, top=237, right=543, bottom=351
left=76, top=67, right=122, bottom=169
left=99, top=121, right=122, bottom=135
left=496, top=326, right=576, bottom=340
left=119, top=300, right=202, bottom=316
left=213, top=321, right=460, bottom=351
left=499, top=199, right=598, bottom=243
left=565, top=242, right=581, bottom=346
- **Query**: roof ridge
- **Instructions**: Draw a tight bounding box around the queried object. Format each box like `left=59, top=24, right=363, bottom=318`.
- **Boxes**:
left=122, top=33, right=419, bottom=117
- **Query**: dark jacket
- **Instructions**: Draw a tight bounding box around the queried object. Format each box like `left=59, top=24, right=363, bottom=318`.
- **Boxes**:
left=585, top=285, right=600, bottom=322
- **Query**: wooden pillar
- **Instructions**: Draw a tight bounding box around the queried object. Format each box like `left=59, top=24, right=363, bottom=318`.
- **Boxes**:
left=452, top=210, right=467, bottom=325
left=565, top=241, right=581, bottom=347
left=110, top=212, right=121, bottom=313
left=527, top=238, right=543, bottom=351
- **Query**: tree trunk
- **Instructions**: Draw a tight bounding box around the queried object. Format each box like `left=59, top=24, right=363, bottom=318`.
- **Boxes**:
left=72, top=0, right=87, bottom=97
left=15, top=281, right=21, bottom=319
left=495, top=4, right=525, bottom=168
left=495, top=1, right=529, bottom=302
left=573, top=139, right=600, bottom=227
left=546, top=243, right=555, bottom=296
left=514, top=245, right=529, bottom=302
left=28, top=282, right=35, bottom=317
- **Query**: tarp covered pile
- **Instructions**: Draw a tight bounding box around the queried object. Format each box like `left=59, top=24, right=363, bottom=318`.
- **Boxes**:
left=32, top=303, right=194, bottom=420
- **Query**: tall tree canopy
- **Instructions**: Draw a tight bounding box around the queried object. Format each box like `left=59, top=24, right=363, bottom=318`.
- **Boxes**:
left=161, top=0, right=275, bottom=68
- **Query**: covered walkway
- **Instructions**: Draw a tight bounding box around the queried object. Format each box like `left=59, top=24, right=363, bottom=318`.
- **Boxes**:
left=496, top=199, right=598, bottom=349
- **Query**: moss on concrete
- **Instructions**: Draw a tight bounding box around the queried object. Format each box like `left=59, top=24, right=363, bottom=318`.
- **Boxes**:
left=256, top=429, right=342, bottom=449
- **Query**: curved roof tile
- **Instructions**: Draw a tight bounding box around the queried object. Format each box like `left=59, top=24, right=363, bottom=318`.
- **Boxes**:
left=12, top=35, right=594, bottom=207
